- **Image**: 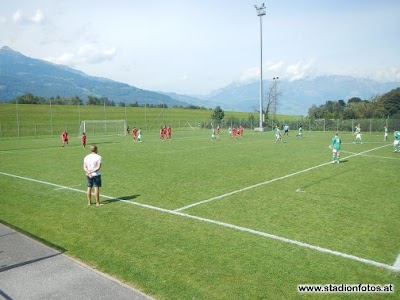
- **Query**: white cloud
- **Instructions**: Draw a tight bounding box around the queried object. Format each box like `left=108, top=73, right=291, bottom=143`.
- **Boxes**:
left=369, top=67, right=400, bottom=82
left=267, top=61, right=284, bottom=73
left=30, top=9, right=45, bottom=24
left=46, top=52, right=75, bottom=65
left=77, top=44, right=116, bottom=64
left=12, top=8, right=45, bottom=25
left=12, top=9, right=23, bottom=23
left=45, top=43, right=117, bottom=66
left=239, top=67, right=259, bottom=82
left=285, top=60, right=315, bottom=81
left=239, top=60, right=316, bottom=83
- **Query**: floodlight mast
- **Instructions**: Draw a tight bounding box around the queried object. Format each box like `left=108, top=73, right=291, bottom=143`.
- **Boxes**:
left=254, top=3, right=266, bottom=130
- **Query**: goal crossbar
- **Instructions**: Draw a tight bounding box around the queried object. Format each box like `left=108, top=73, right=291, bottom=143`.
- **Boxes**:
left=79, top=120, right=127, bottom=136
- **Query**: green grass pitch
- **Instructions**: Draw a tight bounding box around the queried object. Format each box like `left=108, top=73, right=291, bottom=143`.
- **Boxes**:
left=0, top=129, right=399, bottom=299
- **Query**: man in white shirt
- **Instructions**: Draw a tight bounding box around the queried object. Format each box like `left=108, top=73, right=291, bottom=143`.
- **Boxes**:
left=83, top=144, right=102, bottom=206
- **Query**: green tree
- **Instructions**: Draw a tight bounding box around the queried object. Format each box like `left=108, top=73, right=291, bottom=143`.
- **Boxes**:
left=70, top=96, right=83, bottom=105
left=211, top=106, right=225, bottom=122
left=87, top=96, right=101, bottom=105
left=379, top=88, right=400, bottom=116
left=347, top=97, right=362, bottom=104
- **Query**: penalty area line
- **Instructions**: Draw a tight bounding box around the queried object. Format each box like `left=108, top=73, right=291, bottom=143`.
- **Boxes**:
left=0, top=170, right=398, bottom=273
left=174, top=144, right=391, bottom=212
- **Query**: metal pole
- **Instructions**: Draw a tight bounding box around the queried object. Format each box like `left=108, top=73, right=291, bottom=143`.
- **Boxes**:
left=259, top=15, right=263, bottom=129
left=255, top=3, right=266, bottom=130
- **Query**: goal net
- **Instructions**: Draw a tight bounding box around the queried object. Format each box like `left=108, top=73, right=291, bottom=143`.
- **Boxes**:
left=79, top=120, right=127, bottom=136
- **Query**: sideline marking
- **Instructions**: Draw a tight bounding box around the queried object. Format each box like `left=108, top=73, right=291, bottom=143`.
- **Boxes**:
left=54, top=184, right=81, bottom=191
left=0, top=169, right=398, bottom=273
left=174, top=144, right=390, bottom=212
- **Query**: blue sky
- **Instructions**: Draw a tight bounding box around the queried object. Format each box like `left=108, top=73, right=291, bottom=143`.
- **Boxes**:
left=1, top=0, right=399, bottom=95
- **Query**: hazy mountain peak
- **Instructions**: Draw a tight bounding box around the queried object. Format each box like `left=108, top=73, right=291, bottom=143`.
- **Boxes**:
left=0, top=46, right=188, bottom=107
left=0, top=46, right=24, bottom=56
left=1, top=46, right=399, bottom=115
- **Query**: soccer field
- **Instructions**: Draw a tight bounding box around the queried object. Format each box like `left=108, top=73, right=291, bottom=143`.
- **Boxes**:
left=0, top=130, right=399, bottom=299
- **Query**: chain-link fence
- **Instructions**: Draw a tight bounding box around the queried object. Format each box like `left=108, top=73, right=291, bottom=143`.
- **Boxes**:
left=1, top=103, right=399, bottom=138
left=201, top=117, right=400, bottom=134
left=267, top=118, right=400, bottom=134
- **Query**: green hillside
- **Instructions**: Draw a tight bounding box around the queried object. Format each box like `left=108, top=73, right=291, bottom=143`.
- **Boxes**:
left=0, top=46, right=187, bottom=107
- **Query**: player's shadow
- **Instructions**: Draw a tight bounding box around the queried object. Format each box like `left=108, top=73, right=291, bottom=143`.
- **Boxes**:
left=300, top=168, right=352, bottom=189
left=102, top=195, right=140, bottom=204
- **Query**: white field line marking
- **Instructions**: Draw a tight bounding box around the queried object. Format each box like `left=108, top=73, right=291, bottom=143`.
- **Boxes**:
left=393, top=254, right=400, bottom=269
left=341, top=150, right=400, bottom=161
left=0, top=170, right=399, bottom=273
left=340, top=150, right=358, bottom=155
left=174, top=144, right=391, bottom=212
left=54, top=184, right=81, bottom=191
left=342, top=142, right=389, bottom=145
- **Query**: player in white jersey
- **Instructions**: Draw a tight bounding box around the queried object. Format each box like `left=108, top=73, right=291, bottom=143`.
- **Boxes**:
left=353, top=124, right=363, bottom=144
left=384, top=126, right=388, bottom=141
left=274, top=125, right=282, bottom=143
left=393, top=130, right=400, bottom=152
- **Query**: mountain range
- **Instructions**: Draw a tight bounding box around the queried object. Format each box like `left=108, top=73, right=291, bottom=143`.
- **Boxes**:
left=1, top=46, right=399, bottom=115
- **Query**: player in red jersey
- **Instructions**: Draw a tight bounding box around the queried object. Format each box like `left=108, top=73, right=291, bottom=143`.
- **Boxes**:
left=132, top=127, right=137, bottom=141
left=232, top=127, right=237, bottom=139
left=159, top=126, right=164, bottom=140
left=160, top=125, right=167, bottom=140
left=81, top=132, right=87, bottom=148
left=239, top=125, right=244, bottom=137
left=167, top=125, right=172, bottom=139
left=61, top=130, right=69, bottom=147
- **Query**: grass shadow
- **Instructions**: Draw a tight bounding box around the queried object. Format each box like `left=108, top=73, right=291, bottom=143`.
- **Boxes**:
left=102, top=194, right=140, bottom=204
left=300, top=168, right=352, bottom=190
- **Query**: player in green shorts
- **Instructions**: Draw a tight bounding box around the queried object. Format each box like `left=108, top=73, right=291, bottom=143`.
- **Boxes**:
left=393, top=130, right=400, bottom=152
left=331, top=131, right=341, bottom=163
left=274, top=125, right=282, bottom=143
left=353, top=124, right=363, bottom=144
left=384, top=126, right=388, bottom=141
left=297, top=126, right=303, bottom=138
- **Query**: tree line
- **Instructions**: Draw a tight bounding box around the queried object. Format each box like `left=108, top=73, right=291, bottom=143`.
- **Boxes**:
left=308, top=88, right=400, bottom=119
left=7, top=93, right=210, bottom=110
left=8, top=87, right=400, bottom=120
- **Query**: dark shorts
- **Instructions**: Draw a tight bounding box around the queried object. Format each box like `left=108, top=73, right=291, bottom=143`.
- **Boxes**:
left=86, top=175, right=102, bottom=188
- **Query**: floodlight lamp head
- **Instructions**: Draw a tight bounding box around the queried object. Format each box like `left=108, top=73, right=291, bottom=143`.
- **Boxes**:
left=254, top=3, right=266, bottom=16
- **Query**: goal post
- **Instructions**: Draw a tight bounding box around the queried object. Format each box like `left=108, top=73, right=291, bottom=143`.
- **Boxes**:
left=79, top=120, right=127, bottom=136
